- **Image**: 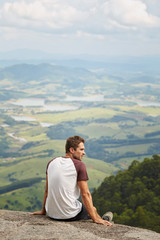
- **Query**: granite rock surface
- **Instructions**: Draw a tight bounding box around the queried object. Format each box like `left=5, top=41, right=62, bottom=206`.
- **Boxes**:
left=0, top=210, right=160, bottom=240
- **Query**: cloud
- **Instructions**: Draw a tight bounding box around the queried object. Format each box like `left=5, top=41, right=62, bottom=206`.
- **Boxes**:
left=102, top=0, right=160, bottom=29
left=76, top=31, right=105, bottom=40
left=0, top=0, right=86, bottom=32
left=0, top=0, right=160, bottom=36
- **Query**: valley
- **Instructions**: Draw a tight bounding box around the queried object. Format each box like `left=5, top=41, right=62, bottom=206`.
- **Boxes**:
left=0, top=61, right=160, bottom=211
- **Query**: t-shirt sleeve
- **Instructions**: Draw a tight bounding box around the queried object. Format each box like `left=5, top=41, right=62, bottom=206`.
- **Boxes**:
left=77, top=161, right=89, bottom=181
left=72, top=158, right=88, bottom=181
left=71, top=159, right=88, bottom=181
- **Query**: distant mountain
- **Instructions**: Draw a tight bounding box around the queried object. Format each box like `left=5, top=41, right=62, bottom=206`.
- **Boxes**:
left=0, top=63, right=93, bottom=84
left=0, top=49, right=160, bottom=75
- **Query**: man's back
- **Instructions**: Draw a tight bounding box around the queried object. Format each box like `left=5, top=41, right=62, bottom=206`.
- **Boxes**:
left=45, top=157, right=87, bottom=219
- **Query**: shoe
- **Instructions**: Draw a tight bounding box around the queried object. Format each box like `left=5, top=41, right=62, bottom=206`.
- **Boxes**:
left=102, top=211, right=113, bottom=222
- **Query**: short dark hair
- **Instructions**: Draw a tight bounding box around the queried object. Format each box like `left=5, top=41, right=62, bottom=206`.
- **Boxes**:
left=65, top=136, right=85, bottom=153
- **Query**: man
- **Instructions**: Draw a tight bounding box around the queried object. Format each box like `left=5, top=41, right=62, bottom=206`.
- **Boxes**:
left=31, top=136, right=112, bottom=226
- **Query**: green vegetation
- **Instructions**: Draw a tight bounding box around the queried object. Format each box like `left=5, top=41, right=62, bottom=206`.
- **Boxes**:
left=0, top=181, right=46, bottom=211
left=0, top=177, right=43, bottom=194
left=85, top=136, right=160, bottom=163
left=0, top=62, right=160, bottom=224
left=47, top=123, right=77, bottom=140
left=92, top=155, right=160, bottom=233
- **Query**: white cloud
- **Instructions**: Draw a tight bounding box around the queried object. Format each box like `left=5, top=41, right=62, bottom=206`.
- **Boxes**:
left=0, top=0, right=86, bottom=32
left=0, top=0, right=159, bottom=35
left=76, top=31, right=105, bottom=40
left=102, top=0, right=160, bottom=29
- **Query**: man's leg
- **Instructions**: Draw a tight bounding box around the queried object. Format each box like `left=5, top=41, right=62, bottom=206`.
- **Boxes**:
left=70, top=204, right=91, bottom=221
left=50, top=204, right=90, bottom=222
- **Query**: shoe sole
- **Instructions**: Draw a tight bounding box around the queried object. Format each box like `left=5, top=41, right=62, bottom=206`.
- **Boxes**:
left=102, top=211, right=113, bottom=222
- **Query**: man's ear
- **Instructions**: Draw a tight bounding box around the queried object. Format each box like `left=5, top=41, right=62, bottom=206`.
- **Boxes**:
left=69, top=147, right=75, bottom=154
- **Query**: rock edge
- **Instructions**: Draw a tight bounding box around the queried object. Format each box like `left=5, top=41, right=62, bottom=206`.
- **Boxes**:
left=0, top=210, right=160, bottom=240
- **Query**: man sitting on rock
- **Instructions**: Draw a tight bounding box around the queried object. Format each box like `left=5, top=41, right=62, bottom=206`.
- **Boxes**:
left=31, top=135, right=112, bottom=226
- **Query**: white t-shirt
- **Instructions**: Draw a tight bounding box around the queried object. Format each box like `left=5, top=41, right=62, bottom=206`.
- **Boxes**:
left=45, top=156, right=88, bottom=219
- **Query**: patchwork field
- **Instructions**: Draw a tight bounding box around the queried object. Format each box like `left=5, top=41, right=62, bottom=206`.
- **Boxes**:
left=0, top=62, right=160, bottom=211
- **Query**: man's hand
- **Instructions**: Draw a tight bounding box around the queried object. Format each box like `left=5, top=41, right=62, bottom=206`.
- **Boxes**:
left=29, top=210, right=46, bottom=215
left=94, top=217, right=112, bottom=226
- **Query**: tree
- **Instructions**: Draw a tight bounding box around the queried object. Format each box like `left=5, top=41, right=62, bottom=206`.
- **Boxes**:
left=92, top=155, right=160, bottom=233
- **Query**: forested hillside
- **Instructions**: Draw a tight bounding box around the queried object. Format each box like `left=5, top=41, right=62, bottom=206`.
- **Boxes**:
left=92, top=155, right=160, bottom=233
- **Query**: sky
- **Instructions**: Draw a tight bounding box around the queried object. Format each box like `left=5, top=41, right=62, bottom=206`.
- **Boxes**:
left=0, top=0, right=160, bottom=56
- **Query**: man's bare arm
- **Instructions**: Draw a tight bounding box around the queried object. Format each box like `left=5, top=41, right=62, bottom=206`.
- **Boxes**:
left=30, top=174, right=48, bottom=215
left=78, top=181, right=112, bottom=226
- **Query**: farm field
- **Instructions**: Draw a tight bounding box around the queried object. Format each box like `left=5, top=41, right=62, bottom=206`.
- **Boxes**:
left=0, top=62, right=160, bottom=211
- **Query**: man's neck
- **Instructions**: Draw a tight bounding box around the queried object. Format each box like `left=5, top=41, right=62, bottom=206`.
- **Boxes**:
left=65, top=153, right=72, bottom=158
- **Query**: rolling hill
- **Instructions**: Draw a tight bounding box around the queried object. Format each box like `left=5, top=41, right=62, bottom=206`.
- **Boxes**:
left=0, top=61, right=160, bottom=212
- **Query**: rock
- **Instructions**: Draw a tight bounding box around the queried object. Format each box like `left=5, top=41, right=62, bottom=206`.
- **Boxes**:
left=0, top=210, right=160, bottom=240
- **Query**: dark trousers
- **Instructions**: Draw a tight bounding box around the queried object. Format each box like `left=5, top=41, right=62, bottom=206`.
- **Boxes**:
left=50, top=204, right=90, bottom=221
